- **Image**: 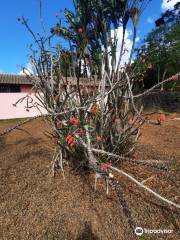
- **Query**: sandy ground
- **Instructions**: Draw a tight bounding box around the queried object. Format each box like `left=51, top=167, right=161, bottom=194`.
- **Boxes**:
left=0, top=113, right=180, bottom=240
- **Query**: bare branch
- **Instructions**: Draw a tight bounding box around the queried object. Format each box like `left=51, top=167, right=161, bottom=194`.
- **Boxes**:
left=110, top=166, right=180, bottom=209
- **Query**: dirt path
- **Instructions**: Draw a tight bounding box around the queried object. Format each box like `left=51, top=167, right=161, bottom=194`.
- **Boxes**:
left=0, top=114, right=179, bottom=240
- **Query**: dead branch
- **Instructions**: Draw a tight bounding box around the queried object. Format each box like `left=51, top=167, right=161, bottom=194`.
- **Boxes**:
left=0, top=115, right=41, bottom=137
left=110, top=166, right=180, bottom=209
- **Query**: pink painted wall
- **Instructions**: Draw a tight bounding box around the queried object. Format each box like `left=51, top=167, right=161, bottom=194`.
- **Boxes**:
left=0, top=93, right=47, bottom=120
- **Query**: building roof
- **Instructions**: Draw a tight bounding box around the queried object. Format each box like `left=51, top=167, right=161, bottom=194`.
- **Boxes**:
left=0, top=74, right=33, bottom=85
left=0, top=74, right=104, bottom=87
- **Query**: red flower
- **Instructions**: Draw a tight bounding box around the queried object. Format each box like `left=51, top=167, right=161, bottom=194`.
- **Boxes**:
left=91, top=105, right=97, bottom=114
left=100, top=162, right=112, bottom=169
left=70, top=117, right=80, bottom=126
left=78, top=28, right=83, bottom=33
left=56, top=120, right=62, bottom=129
left=159, top=114, right=166, bottom=121
left=66, top=135, right=76, bottom=147
left=96, top=136, right=103, bottom=142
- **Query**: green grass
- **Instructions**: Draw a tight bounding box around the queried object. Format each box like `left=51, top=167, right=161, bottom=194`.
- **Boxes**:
left=159, top=110, right=176, bottom=115
left=170, top=159, right=177, bottom=168
left=138, top=236, right=146, bottom=240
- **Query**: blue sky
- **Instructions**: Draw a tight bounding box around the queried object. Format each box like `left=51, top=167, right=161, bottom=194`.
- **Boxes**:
left=0, top=0, right=175, bottom=74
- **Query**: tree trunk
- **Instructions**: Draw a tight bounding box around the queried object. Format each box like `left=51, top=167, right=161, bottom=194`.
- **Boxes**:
left=116, top=26, right=126, bottom=74
left=161, top=69, right=167, bottom=91
left=129, top=25, right=137, bottom=65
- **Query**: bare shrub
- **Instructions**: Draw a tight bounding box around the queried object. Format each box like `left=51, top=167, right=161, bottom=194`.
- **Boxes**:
left=1, top=0, right=179, bottom=231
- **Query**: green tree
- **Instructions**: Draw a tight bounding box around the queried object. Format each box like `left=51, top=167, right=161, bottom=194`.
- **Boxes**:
left=135, top=2, right=180, bottom=90
left=51, top=0, right=151, bottom=79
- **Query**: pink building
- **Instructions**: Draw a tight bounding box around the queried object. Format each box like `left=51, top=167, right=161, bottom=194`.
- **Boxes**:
left=0, top=74, right=47, bottom=120
left=0, top=74, right=108, bottom=120
left=0, top=74, right=33, bottom=93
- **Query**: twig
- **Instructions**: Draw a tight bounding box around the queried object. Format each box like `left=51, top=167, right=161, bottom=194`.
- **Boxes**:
left=109, top=177, right=135, bottom=230
left=0, top=115, right=41, bottom=137
left=110, top=166, right=180, bottom=209
left=91, top=148, right=168, bottom=171
left=141, top=175, right=155, bottom=184
left=134, top=73, right=180, bottom=99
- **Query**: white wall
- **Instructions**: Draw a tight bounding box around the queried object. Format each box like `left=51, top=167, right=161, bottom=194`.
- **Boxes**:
left=0, top=93, right=47, bottom=120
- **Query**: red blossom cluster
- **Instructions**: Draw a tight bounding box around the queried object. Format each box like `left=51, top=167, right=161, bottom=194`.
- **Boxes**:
left=66, top=135, right=76, bottom=147
left=91, top=105, right=98, bottom=114
left=70, top=117, right=80, bottom=125
left=159, top=114, right=166, bottom=121
left=100, top=162, right=112, bottom=169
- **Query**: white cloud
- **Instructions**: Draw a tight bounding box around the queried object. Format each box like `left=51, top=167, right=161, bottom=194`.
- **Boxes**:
left=19, top=68, right=33, bottom=75
left=147, top=17, right=154, bottom=24
left=135, top=36, right=140, bottom=42
left=162, top=0, right=179, bottom=11
left=111, top=27, right=133, bottom=66
left=19, top=63, right=34, bottom=75
left=83, top=28, right=134, bottom=76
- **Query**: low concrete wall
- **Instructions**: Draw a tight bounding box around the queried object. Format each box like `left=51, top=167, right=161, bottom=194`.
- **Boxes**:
left=0, top=93, right=47, bottom=120
left=141, top=91, right=180, bottom=112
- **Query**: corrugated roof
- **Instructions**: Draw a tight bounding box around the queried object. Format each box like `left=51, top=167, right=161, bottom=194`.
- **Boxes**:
left=0, top=74, right=103, bottom=86
left=0, top=74, right=33, bottom=85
